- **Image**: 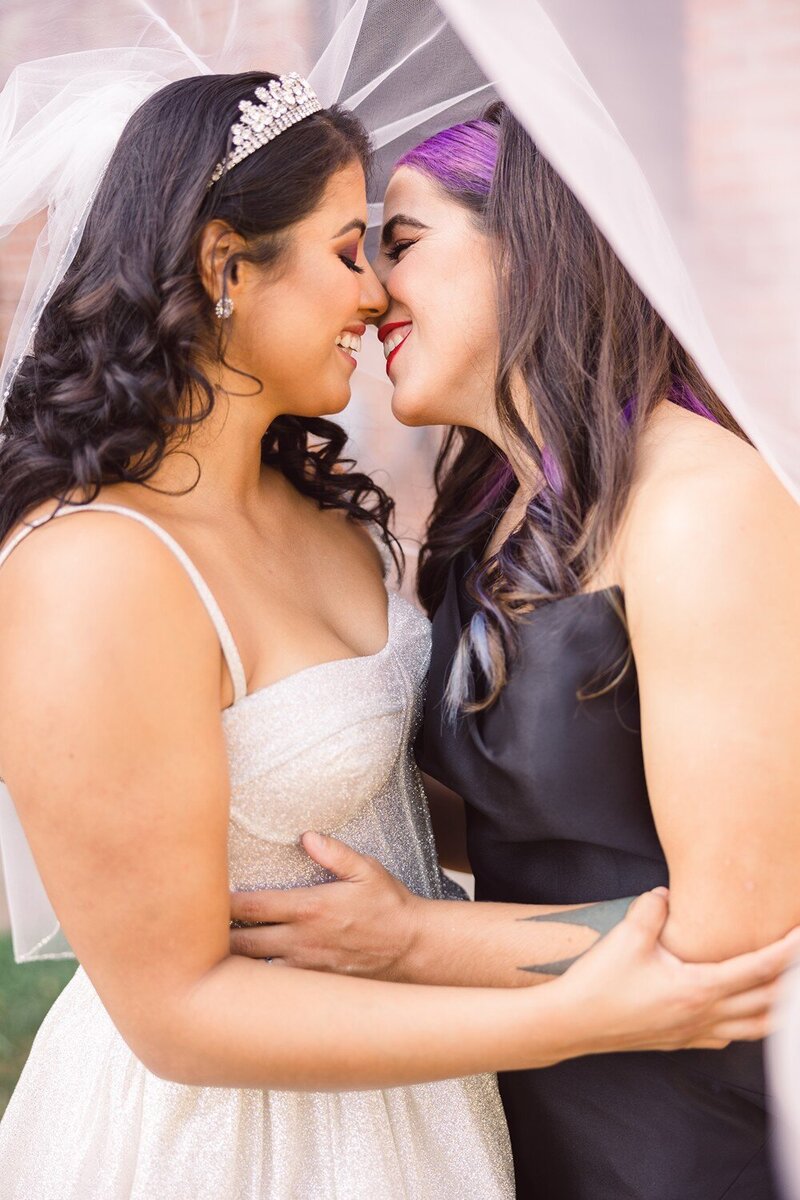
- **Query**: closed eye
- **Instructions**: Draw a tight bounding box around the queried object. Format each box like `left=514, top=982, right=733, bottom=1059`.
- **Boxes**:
left=339, top=240, right=365, bottom=274
left=339, top=254, right=365, bottom=274
left=385, top=239, right=418, bottom=262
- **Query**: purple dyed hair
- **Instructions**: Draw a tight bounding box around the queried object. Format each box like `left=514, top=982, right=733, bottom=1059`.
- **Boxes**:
left=401, top=107, right=742, bottom=717
left=396, top=119, right=498, bottom=201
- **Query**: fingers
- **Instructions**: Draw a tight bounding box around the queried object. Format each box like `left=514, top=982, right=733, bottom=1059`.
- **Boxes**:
left=230, top=923, right=292, bottom=961
left=702, top=1014, right=773, bottom=1043
left=620, top=889, right=669, bottom=944
left=705, top=927, right=800, bottom=996
left=230, top=887, right=309, bottom=925
left=301, top=831, right=375, bottom=880
left=684, top=1037, right=731, bottom=1050
left=708, top=981, right=780, bottom=1022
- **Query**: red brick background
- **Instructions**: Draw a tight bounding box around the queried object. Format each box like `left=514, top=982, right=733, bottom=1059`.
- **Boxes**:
left=685, top=0, right=800, bottom=430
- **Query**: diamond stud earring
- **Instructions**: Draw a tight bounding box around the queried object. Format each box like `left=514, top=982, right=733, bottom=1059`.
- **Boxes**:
left=215, top=296, right=234, bottom=320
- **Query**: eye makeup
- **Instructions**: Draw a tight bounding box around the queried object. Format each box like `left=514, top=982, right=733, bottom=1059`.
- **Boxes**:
left=339, top=243, right=364, bottom=274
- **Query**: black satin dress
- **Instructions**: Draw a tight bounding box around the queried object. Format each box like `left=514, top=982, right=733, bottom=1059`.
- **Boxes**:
left=417, top=555, right=775, bottom=1200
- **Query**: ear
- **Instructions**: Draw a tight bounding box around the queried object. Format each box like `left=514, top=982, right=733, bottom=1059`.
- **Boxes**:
left=197, top=219, right=247, bottom=306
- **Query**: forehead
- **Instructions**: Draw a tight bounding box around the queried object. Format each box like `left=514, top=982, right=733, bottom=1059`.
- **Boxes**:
left=304, top=159, right=368, bottom=226
left=383, top=166, right=445, bottom=217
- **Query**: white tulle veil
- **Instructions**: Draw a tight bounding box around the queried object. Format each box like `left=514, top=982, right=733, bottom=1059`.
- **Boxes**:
left=0, top=2, right=798, bottom=1180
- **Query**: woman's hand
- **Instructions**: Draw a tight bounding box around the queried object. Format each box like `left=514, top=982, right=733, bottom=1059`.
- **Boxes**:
left=555, top=887, right=800, bottom=1054
left=229, top=832, right=424, bottom=980
left=230, top=832, right=800, bottom=1041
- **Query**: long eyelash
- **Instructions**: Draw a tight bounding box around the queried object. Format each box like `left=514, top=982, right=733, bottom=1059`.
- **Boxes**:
left=339, top=255, right=365, bottom=275
left=386, top=239, right=417, bottom=262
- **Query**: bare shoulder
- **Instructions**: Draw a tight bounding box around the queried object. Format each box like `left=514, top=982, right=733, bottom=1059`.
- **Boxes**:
left=622, top=406, right=798, bottom=613
left=618, top=403, right=800, bottom=643
left=1, top=504, right=193, bottom=604
left=0, top=505, right=220, bottom=692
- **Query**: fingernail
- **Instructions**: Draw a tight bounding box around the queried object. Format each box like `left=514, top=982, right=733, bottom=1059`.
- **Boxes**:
left=651, top=887, right=669, bottom=897
left=302, top=831, right=325, bottom=848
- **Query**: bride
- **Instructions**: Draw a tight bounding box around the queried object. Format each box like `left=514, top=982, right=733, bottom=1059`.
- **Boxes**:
left=0, top=70, right=796, bottom=1199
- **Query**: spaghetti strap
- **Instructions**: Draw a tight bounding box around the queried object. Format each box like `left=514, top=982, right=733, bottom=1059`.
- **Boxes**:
left=0, top=502, right=248, bottom=704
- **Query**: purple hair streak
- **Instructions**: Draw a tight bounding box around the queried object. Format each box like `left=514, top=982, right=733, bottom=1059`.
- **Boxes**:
left=396, top=120, right=498, bottom=204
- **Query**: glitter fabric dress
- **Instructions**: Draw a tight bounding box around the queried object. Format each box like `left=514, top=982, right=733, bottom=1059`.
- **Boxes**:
left=0, top=503, right=513, bottom=1200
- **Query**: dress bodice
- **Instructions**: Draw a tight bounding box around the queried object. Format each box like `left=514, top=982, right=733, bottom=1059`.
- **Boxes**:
left=223, top=588, right=439, bottom=893
left=418, top=556, right=664, bottom=905
left=0, top=500, right=438, bottom=898
left=224, top=592, right=418, bottom=842
left=417, top=552, right=773, bottom=1200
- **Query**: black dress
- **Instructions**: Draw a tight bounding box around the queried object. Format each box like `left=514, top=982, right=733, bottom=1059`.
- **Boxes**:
left=417, top=554, right=775, bottom=1200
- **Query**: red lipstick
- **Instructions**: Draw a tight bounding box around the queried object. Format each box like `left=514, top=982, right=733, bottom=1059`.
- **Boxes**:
left=378, top=321, right=412, bottom=377
left=377, top=320, right=412, bottom=344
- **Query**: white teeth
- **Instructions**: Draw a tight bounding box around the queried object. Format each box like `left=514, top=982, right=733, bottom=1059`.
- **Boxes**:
left=335, top=332, right=361, bottom=353
left=383, top=328, right=411, bottom=359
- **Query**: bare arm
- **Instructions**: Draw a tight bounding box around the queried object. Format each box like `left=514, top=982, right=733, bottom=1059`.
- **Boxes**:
left=231, top=830, right=636, bottom=987
left=419, top=771, right=635, bottom=982
left=623, top=446, right=800, bottom=962
left=0, top=516, right=571, bottom=1087
left=4, top=514, right=782, bottom=1091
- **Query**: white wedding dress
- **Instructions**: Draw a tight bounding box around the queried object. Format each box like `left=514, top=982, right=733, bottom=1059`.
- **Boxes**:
left=0, top=503, right=514, bottom=1200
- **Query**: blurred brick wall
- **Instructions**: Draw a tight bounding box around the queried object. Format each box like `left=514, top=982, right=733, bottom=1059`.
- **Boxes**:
left=684, top=0, right=800, bottom=423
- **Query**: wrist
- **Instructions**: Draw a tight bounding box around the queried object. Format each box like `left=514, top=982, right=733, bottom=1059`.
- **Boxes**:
left=391, top=894, right=433, bottom=983
left=515, top=977, right=591, bottom=1069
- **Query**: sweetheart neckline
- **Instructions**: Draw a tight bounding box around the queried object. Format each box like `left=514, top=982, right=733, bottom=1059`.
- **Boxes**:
left=222, top=591, right=402, bottom=717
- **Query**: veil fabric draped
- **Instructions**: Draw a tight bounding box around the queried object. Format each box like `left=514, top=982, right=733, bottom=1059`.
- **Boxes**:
left=0, top=2, right=798, bottom=1186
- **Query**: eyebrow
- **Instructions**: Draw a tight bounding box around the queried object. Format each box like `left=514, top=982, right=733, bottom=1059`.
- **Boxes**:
left=332, top=218, right=367, bottom=239
left=381, top=214, right=429, bottom=246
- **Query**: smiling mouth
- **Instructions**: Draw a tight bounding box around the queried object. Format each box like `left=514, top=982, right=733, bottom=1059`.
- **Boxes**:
left=335, top=330, right=362, bottom=365
left=379, top=322, right=412, bottom=376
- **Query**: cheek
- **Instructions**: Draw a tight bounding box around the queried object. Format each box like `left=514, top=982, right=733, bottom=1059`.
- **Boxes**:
left=247, top=271, right=344, bottom=375
left=391, top=252, right=498, bottom=425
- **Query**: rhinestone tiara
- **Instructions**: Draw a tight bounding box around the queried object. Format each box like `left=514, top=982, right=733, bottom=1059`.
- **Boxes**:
left=207, top=73, right=322, bottom=189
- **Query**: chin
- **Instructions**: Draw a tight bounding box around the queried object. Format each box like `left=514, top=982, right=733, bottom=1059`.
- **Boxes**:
left=326, top=387, right=352, bottom=416
left=390, top=387, right=439, bottom=428
left=305, top=385, right=352, bottom=419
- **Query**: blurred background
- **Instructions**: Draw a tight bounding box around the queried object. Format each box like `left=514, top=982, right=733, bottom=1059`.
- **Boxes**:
left=1, top=0, right=798, bottom=1117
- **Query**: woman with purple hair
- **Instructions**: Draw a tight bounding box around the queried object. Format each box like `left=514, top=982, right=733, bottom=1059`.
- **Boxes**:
left=233, top=105, right=800, bottom=1197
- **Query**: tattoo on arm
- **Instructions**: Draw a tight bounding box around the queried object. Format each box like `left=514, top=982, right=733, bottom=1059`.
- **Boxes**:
left=517, top=896, right=637, bottom=976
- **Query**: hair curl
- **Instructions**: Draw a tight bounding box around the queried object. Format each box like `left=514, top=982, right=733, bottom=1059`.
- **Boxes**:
left=0, top=71, right=398, bottom=566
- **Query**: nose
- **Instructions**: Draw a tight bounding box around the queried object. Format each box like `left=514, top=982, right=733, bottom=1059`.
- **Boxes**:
left=371, top=248, right=391, bottom=290
left=359, top=256, right=389, bottom=325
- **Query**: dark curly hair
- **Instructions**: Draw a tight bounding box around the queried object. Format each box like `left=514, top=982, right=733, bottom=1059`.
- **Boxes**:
left=0, top=71, right=398, bottom=564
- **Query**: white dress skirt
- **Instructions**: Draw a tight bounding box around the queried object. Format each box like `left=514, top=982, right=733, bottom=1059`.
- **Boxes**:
left=0, top=503, right=514, bottom=1200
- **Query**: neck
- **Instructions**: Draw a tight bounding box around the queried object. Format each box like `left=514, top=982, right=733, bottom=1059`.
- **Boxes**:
left=147, top=362, right=283, bottom=511
left=476, top=371, right=544, bottom=499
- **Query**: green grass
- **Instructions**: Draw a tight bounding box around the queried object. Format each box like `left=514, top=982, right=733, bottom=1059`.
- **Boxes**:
left=0, top=932, right=77, bottom=1118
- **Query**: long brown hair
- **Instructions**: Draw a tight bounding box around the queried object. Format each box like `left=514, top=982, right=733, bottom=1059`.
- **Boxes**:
left=409, top=104, right=744, bottom=714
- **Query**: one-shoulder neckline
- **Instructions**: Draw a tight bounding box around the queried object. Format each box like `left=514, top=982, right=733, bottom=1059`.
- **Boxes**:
left=454, top=561, right=623, bottom=620
left=458, top=547, right=623, bottom=611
